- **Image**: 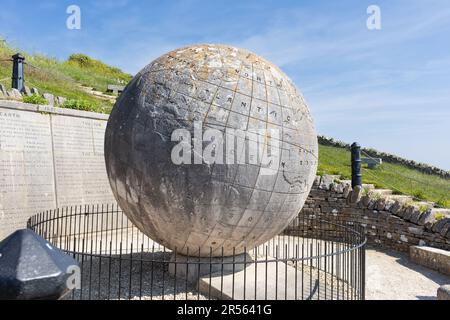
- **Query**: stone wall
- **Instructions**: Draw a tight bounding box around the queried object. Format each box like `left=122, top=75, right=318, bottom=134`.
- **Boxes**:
left=0, top=100, right=115, bottom=240
left=287, top=175, right=450, bottom=252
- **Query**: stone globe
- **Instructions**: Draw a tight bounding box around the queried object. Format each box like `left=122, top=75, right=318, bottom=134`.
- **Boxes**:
left=104, top=44, right=318, bottom=257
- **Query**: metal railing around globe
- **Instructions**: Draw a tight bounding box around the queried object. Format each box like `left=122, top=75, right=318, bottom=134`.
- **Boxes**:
left=27, top=204, right=366, bottom=300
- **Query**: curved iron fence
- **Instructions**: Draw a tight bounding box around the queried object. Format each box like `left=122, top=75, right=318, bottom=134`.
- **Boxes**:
left=27, top=204, right=366, bottom=300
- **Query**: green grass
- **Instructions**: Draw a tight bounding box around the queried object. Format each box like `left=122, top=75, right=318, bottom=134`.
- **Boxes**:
left=22, top=94, right=47, bottom=105
left=0, top=40, right=132, bottom=113
left=318, top=144, right=450, bottom=207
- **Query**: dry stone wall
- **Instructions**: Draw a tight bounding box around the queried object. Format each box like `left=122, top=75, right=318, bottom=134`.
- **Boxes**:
left=287, top=175, right=450, bottom=252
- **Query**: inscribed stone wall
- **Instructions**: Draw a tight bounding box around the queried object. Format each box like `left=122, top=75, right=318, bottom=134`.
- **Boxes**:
left=0, top=101, right=114, bottom=239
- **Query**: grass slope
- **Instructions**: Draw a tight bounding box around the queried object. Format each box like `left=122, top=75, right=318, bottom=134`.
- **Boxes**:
left=0, top=41, right=132, bottom=113
left=318, top=144, right=450, bottom=207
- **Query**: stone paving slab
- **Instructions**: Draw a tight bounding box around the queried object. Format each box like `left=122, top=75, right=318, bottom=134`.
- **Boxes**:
left=366, top=247, right=450, bottom=300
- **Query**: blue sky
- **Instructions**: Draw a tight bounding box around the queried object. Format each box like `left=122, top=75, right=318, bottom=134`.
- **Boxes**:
left=1, top=0, right=449, bottom=169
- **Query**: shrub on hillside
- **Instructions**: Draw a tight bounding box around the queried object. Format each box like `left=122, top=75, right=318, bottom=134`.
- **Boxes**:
left=62, top=98, right=97, bottom=111
left=436, top=199, right=450, bottom=208
left=23, top=94, right=48, bottom=105
left=66, top=54, right=131, bottom=83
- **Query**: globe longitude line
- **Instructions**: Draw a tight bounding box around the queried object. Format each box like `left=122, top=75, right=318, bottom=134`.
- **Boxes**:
left=176, top=51, right=227, bottom=254
left=201, top=59, right=252, bottom=255
left=197, top=56, right=254, bottom=254
left=179, top=47, right=248, bottom=254
left=133, top=60, right=195, bottom=250
left=114, top=70, right=178, bottom=245
left=240, top=64, right=287, bottom=247
left=222, top=61, right=268, bottom=253
left=261, top=66, right=294, bottom=238
left=191, top=55, right=243, bottom=252
left=149, top=61, right=197, bottom=250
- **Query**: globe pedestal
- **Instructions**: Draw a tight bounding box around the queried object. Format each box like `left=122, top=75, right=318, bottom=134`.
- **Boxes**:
left=168, top=247, right=324, bottom=300
left=198, top=258, right=315, bottom=300
left=168, top=252, right=252, bottom=283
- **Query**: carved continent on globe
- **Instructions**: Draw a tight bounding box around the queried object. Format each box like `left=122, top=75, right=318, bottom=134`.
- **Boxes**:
left=105, top=44, right=318, bottom=257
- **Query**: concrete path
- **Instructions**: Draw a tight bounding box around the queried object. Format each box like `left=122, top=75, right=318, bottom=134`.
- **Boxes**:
left=366, top=247, right=450, bottom=300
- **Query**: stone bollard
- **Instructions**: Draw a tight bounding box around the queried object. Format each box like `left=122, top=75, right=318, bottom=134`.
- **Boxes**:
left=0, top=229, right=80, bottom=300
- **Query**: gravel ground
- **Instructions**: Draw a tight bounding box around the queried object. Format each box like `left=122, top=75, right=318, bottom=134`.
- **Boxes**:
left=67, top=252, right=209, bottom=300
left=66, top=249, right=353, bottom=300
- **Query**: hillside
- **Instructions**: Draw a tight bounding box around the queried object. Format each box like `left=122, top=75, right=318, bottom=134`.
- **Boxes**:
left=0, top=41, right=132, bottom=113
left=318, top=144, right=450, bottom=208
left=0, top=40, right=448, bottom=208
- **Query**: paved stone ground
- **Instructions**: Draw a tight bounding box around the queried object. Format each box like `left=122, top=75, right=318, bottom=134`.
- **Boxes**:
left=366, top=246, right=450, bottom=300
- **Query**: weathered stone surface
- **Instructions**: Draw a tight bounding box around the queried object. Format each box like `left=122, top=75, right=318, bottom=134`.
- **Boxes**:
left=104, top=44, right=318, bottom=257
left=51, top=114, right=115, bottom=207
left=31, top=87, right=39, bottom=95
left=9, top=88, right=22, bottom=100
left=349, top=185, right=362, bottom=204
left=410, top=246, right=450, bottom=276
left=389, top=201, right=402, bottom=214
left=23, top=85, right=32, bottom=96
left=198, top=254, right=331, bottom=300
left=168, top=253, right=251, bottom=282
left=0, top=106, right=55, bottom=237
left=403, top=206, right=415, bottom=221
left=313, top=176, right=321, bottom=186
left=0, top=101, right=114, bottom=239
left=367, top=199, right=376, bottom=210
left=330, top=182, right=338, bottom=192
left=432, top=218, right=450, bottom=233
left=342, top=185, right=351, bottom=198
left=0, top=83, right=7, bottom=97
left=437, top=285, right=450, bottom=300
left=418, top=209, right=435, bottom=226
left=55, top=96, right=66, bottom=106
left=409, top=208, right=421, bottom=224
left=440, top=222, right=450, bottom=237
left=407, top=226, right=424, bottom=236
left=375, top=198, right=386, bottom=211
left=43, top=93, right=54, bottom=106
left=384, top=199, right=395, bottom=211
left=319, top=175, right=334, bottom=190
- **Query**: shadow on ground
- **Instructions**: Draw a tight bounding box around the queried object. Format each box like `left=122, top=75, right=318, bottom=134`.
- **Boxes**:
left=366, top=246, right=450, bottom=300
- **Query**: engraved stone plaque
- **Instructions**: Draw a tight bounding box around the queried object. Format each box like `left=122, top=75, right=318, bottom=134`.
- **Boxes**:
left=0, top=107, right=56, bottom=237
left=0, top=102, right=115, bottom=239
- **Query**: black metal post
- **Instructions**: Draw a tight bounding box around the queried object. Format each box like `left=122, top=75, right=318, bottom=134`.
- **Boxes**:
left=12, top=53, right=25, bottom=92
left=351, top=142, right=362, bottom=188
